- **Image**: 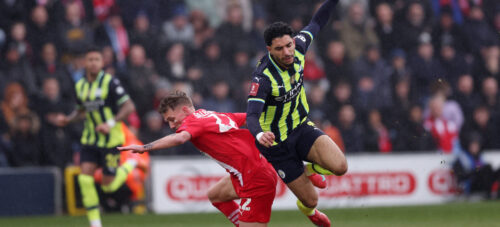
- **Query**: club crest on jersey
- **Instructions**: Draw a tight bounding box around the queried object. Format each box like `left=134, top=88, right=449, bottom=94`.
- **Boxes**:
left=278, top=169, right=286, bottom=179
left=249, top=82, right=260, bottom=96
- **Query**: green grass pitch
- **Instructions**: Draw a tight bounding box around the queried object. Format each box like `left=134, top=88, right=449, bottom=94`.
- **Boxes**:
left=1, top=201, right=500, bottom=227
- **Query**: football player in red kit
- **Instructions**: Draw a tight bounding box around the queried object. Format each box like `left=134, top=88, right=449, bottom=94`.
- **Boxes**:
left=118, top=91, right=277, bottom=227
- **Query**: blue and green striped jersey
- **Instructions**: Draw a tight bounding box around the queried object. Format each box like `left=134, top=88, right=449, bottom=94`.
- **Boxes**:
left=75, top=71, right=130, bottom=148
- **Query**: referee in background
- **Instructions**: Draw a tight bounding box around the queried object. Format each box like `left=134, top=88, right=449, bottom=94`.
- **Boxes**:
left=56, top=46, right=136, bottom=227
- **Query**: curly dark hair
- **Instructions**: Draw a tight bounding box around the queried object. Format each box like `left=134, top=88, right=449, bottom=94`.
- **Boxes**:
left=158, top=90, right=193, bottom=114
left=264, top=21, right=294, bottom=46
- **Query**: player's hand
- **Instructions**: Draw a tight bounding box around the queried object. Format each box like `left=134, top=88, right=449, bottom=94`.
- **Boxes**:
left=258, top=132, right=275, bottom=148
left=95, top=123, right=111, bottom=134
left=53, top=114, right=69, bottom=127
left=117, top=144, right=147, bottom=154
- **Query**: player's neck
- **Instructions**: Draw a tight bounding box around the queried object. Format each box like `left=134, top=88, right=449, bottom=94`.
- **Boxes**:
left=86, top=71, right=101, bottom=82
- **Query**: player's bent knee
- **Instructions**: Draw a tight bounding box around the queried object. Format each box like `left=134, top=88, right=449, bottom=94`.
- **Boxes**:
left=334, top=159, right=348, bottom=176
left=207, top=187, right=218, bottom=202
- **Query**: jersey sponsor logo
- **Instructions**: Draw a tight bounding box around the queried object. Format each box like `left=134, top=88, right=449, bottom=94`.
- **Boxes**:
left=83, top=100, right=105, bottom=111
left=295, top=34, right=306, bottom=43
left=319, top=172, right=416, bottom=197
left=249, top=82, right=260, bottom=96
left=275, top=78, right=302, bottom=103
left=428, top=169, right=457, bottom=195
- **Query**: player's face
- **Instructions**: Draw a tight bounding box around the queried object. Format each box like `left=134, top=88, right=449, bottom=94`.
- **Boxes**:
left=163, top=106, right=187, bottom=130
left=268, top=35, right=295, bottom=67
left=85, top=51, right=104, bottom=75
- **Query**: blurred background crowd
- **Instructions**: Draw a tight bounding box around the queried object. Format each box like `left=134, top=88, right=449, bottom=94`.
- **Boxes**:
left=0, top=0, right=499, bottom=172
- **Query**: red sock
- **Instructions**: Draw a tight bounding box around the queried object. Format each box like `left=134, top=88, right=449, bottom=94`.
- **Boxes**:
left=212, top=201, right=240, bottom=226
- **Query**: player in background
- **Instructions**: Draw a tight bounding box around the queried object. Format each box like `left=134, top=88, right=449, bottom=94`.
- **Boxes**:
left=56, top=46, right=137, bottom=227
left=118, top=91, right=278, bottom=227
left=246, top=0, right=347, bottom=226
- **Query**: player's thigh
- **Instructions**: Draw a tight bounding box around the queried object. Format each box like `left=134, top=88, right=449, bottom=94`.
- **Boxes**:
left=207, top=176, right=239, bottom=203
left=80, top=146, right=100, bottom=175
left=80, top=162, right=98, bottom=175
left=239, top=221, right=267, bottom=227
left=306, top=135, right=347, bottom=175
left=286, top=172, right=318, bottom=208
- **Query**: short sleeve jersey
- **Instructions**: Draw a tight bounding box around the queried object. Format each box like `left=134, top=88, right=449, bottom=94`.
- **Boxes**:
left=75, top=71, right=130, bottom=148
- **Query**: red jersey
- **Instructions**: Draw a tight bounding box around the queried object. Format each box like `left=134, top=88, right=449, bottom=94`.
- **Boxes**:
left=176, top=109, right=271, bottom=196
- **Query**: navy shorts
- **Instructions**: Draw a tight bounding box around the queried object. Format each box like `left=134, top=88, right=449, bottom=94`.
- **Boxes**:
left=80, top=146, right=121, bottom=175
left=256, top=121, right=325, bottom=183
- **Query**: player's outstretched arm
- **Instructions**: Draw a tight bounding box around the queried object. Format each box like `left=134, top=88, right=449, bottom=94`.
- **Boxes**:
left=303, top=0, right=339, bottom=36
left=118, top=131, right=192, bottom=154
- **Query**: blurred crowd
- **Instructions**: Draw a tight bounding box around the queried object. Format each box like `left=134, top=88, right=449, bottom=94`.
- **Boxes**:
left=0, top=0, right=499, bottom=170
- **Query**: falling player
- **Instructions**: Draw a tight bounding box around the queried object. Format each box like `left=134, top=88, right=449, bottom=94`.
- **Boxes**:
left=118, top=91, right=277, bottom=227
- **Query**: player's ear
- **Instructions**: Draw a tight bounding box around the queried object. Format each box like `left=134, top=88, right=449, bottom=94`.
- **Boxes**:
left=181, top=105, right=190, bottom=113
left=266, top=45, right=271, bottom=52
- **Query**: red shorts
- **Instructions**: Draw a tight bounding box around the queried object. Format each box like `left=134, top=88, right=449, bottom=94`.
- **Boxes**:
left=233, top=161, right=277, bottom=223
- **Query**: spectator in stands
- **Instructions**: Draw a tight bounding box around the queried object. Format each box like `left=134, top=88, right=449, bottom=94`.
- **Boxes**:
left=463, top=6, right=497, bottom=56
left=431, top=7, right=467, bottom=53
left=323, top=40, right=353, bottom=86
left=472, top=44, right=500, bottom=84
left=304, top=47, right=327, bottom=86
left=308, top=84, right=330, bottom=126
left=35, top=77, right=74, bottom=170
left=27, top=6, right=57, bottom=57
left=480, top=77, right=500, bottom=121
left=364, top=109, right=392, bottom=152
left=1, top=44, right=38, bottom=97
left=340, top=1, right=379, bottom=61
left=0, top=83, right=41, bottom=166
left=125, top=44, right=157, bottom=122
left=337, top=104, right=364, bottom=152
left=7, top=114, right=41, bottom=167
left=439, top=42, right=469, bottom=91
left=461, top=105, right=500, bottom=150
left=8, top=22, right=32, bottom=61
left=454, top=74, right=481, bottom=121
left=453, top=132, right=497, bottom=198
left=390, top=48, right=411, bottom=83
left=215, top=3, right=250, bottom=60
left=189, top=9, right=215, bottom=50
left=352, top=45, right=393, bottom=114
left=430, top=80, right=465, bottom=130
left=393, top=104, right=436, bottom=152
left=374, top=2, right=400, bottom=58
left=161, top=5, right=194, bottom=46
left=157, top=42, right=187, bottom=81
left=202, top=80, right=236, bottom=113
left=66, top=50, right=86, bottom=83
left=408, top=37, right=445, bottom=102
left=95, top=11, right=130, bottom=72
left=326, top=80, right=353, bottom=124
left=198, top=39, right=231, bottom=86
left=129, top=12, right=158, bottom=59
left=58, top=1, right=94, bottom=57
left=34, top=42, right=74, bottom=101
left=424, top=93, right=459, bottom=153
left=388, top=76, right=414, bottom=130
left=397, top=2, right=432, bottom=53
